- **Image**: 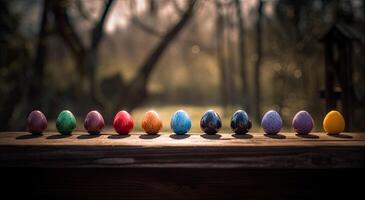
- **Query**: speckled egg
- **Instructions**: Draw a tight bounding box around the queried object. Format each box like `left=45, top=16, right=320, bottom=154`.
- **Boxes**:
left=231, top=110, right=252, bottom=134
left=323, top=110, right=345, bottom=134
left=113, top=110, right=134, bottom=135
left=170, top=110, right=192, bottom=135
left=142, top=110, right=163, bottom=134
left=27, top=110, right=47, bottom=135
left=56, top=110, right=76, bottom=135
left=200, top=110, right=222, bottom=135
left=261, top=110, right=282, bottom=135
left=292, top=110, right=314, bottom=135
left=84, top=110, right=105, bottom=135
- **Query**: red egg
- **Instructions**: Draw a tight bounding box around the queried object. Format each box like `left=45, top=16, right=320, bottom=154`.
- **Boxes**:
left=84, top=110, right=105, bottom=135
left=113, top=110, right=134, bottom=134
left=27, top=110, right=47, bottom=135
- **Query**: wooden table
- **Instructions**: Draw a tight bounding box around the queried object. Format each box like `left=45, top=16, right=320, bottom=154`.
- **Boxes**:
left=1, top=132, right=364, bottom=199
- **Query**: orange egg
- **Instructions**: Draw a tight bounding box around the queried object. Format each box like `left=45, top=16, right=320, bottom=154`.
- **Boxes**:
left=142, top=110, right=163, bottom=134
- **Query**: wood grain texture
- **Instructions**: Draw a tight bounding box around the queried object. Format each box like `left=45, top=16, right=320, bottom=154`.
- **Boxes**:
left=0, top=132, right=364, bottom=168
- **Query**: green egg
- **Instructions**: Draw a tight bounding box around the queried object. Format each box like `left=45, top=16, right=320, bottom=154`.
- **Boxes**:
left=56, top=110, right=76, bottom=135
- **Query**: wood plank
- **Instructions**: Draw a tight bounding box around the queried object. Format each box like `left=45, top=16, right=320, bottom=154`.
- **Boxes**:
left=0, top=132, right=364, bottom=146
left=0, top=132, right=364, bottom=168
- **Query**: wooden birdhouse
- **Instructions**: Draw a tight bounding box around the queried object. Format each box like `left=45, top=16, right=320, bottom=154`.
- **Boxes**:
left=319, top=24, right=360, bottom=131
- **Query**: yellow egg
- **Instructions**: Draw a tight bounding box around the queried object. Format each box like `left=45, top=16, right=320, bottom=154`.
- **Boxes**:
left=323, top=110, right=345, bottom=134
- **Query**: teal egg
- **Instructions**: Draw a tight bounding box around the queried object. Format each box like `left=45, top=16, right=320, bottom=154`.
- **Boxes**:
left=56, top=110, right=76, bottom=135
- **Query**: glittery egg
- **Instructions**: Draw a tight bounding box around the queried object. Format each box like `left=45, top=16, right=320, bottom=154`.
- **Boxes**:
left=113, top=110, right=134, bottom=135
left=261, top=110, right=282, bottom=135
left=56, top=110, right=76, bottom=135
left=323, top=110, right=345, bottom=134
left=200, top=110, right=222, bottom=135
left=141, top=110, right=162, bottom=134
left=84, top=110, right=105, bottom=135
left=27, top=110, right=47, bottom=135
left=231, top=110, right=252, bottom=134
left=170, top=110, right=192, bottom=135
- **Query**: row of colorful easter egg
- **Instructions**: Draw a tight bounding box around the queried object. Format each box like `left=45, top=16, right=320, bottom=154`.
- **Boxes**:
left=26, top=109, right=345, bottom=135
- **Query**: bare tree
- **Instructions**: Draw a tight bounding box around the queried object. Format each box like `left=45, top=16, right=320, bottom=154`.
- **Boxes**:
left=235, top=0, right=250, bottom=114
left=51, top=0, right=115, bottom=107
left=115, top=0, right=198, bottom=112
left=254, top=0, right=264, bottom=122
left=28, top=0, right=51, bottom=110
left=215, top=0, right=228, bottom=113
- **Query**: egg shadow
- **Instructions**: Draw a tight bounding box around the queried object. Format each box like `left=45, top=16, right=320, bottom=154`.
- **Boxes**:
left=46, top=134, right=72, bottom=139
left=107, top=134, right=131, bottom=139
left=296, top=133, right=319, bottom=139
left=327, top=133, right=353, bottom=139
left=77, top=134, right=101, bottom=139
left=264, top=133, right=286, bottom=139
left=169, top=134, right=190, bottom=139
left=232, top=133, right=253, bottom=139
left=16, top=134, right=43, bottom=140
left=139, top=134, right=160, bottom=139
left=201, top=134, right=222, bottom=140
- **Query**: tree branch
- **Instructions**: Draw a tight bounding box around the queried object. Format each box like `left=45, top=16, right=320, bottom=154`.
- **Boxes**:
left=130, top=16, right=163, bottom=37
left=133, top=0, right=197, bottom=84
left=172, top=0, right=184, bottom=15
left=116, top=0, right=198, bottom=111
left=75, top=0, right=91, bottom=21
left=91, top=0, right=115, bottom=49
left=51, top=0, right=85, bottom=58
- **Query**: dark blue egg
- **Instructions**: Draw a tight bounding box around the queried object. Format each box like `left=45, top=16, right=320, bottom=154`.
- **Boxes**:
left=200, top=110, right=222, bottom=134
left=231, top=110, right=252, bottom=134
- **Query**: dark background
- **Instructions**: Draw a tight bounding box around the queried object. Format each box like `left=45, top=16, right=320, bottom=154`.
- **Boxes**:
left=1, top=0, right=364, bottom=132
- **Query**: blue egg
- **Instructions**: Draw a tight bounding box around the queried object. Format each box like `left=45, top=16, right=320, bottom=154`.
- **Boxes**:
left=261, top=110, right=282, bottom=135
left=231, top=110, right=252, bottom=134
left=170, top=110, right=192, bottom=135
left=200, top=110, right=222, bottom=135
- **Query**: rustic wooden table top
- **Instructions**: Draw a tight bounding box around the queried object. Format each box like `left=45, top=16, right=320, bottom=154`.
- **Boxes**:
left=0, top=132, right=364, bottom=168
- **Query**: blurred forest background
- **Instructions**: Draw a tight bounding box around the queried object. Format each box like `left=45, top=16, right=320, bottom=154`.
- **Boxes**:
left=1, top=0, right=364, bottom=132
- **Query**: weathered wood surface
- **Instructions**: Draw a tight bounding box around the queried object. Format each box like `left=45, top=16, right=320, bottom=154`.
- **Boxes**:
left=0, top=132, right=364, bottom=168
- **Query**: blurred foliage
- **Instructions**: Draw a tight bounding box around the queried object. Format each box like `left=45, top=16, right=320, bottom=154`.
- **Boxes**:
left=0, top=0, right=365, bottom=131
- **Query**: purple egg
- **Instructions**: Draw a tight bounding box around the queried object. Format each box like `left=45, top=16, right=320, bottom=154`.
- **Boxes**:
left=84, top=110, right=105, bottom=135
left=292, top=110, right=314, bottom=135
left=261, top=110, right=282, bottom=135
left=27, top=110, right=47, bottom=135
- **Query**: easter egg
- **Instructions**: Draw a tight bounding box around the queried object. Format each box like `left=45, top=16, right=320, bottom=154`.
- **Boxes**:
left=56, top=110, right=76, bottom=135
left=231, top=110, right=252, bottom=134
left=323, top=110, right=345, bottom=134
left=84, top=110, right=105, bottom=135
left=292, top=110, right=314, bottom=135
left=200, top=110, right=222, bottom=135
left=142, top=110, right=162, bottom=134
left=27, top=110, right=47, bottom=135
left=170, top=110, right=192, bottom=135
left=113, top=110, right=134, bottom=135
left=261, top=110, right=282, bottom=135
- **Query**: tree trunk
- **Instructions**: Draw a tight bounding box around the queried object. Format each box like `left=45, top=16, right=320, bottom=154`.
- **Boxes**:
left=28, top=0, right=50, bottom=110
left=235, top=0, right=250, bottom=114
left=52, top=0, right=114, bottom=110
left=215, top=0, right=228, bottom=114
left=225, top=5, right=236, bottom=112
left=115, top=0, right=197, bottom=112
left=254, top=0, right=264, bottom=123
